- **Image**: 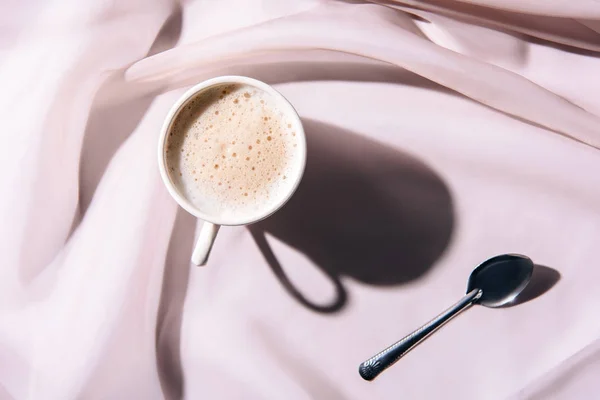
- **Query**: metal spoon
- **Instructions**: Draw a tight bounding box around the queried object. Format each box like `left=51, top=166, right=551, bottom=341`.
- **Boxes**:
left=358, top=254, right=534, bottom=381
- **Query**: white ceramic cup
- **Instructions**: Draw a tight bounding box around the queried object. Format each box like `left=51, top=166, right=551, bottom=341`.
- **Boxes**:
left=158, top=76, right=307, bottom=266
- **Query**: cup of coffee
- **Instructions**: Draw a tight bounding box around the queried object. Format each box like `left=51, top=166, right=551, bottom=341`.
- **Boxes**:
left=158, top=76, right=306, bottom=265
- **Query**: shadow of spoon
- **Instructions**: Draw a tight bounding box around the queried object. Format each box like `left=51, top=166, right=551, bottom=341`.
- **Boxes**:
left=504, top=264, right=560, bottom=307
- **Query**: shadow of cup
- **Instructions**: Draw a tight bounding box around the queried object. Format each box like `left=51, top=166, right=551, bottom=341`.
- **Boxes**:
left=250, top=119, right=454, bottom=313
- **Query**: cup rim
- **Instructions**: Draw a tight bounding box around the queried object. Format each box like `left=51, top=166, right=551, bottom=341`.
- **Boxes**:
left=158, top=75, right=307, bottom=226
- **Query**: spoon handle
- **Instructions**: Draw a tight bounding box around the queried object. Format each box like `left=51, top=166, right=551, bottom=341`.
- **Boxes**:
left=358, top=288, right=483, bottom=381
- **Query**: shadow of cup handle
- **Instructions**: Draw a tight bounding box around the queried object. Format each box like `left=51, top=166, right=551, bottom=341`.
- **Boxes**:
left=249, top=227, right=347, bottom=313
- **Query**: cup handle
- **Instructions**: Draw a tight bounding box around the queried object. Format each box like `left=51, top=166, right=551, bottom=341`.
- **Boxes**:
left=191, top=222, right=221, bottom=266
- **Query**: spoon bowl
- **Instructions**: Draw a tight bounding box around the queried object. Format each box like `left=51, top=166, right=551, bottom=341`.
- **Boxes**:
left=468, top=254, right=534, bottom=308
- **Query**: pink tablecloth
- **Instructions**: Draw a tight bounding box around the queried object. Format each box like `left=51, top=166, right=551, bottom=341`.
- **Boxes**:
left=2, top=1, right=600, bottom=399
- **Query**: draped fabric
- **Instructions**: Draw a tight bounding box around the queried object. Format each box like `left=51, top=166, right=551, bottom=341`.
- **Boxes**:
left=2, top=1, right=600, bottom=398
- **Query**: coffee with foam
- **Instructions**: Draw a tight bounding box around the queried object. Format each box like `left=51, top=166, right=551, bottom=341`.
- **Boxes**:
left=164, top=83, right=303, bottom=221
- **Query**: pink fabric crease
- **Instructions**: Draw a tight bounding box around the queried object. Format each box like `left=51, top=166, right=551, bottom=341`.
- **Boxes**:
left=1, top=0, right=600, bottom=399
